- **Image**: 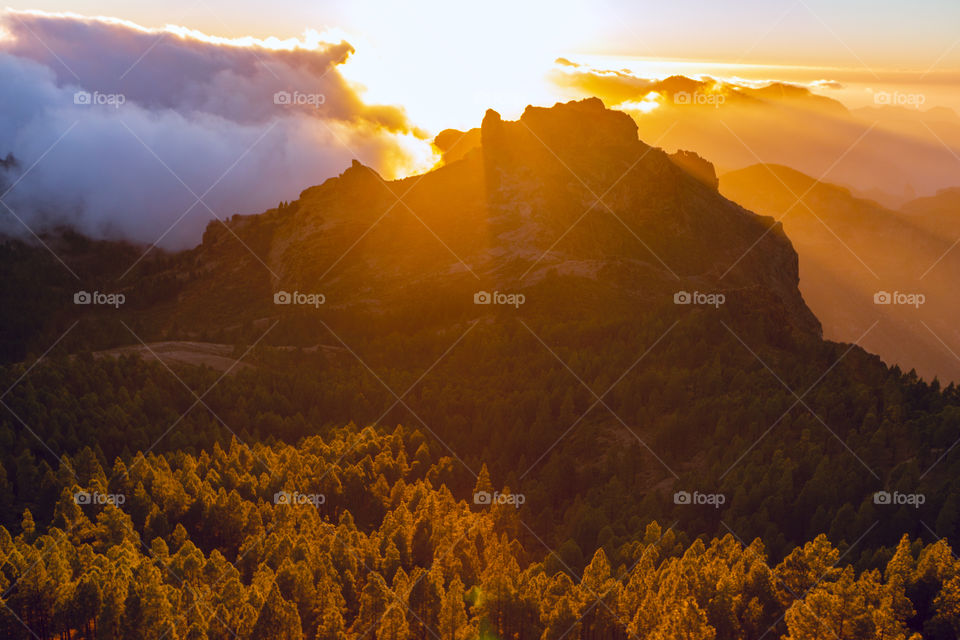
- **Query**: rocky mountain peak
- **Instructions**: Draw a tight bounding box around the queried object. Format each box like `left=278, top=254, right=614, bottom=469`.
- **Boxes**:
left=481, top=98, right=643, bottom=170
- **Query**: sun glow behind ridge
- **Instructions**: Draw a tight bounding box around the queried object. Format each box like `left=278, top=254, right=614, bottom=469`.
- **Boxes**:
left=333, top=0, right=600, bottom=131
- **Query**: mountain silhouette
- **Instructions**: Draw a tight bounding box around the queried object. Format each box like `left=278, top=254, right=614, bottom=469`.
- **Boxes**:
left=117, top=98, right=816, bottom=339
left=722, top=163, right=960, bottom=381
left=5, top=98, right=960, bottom=566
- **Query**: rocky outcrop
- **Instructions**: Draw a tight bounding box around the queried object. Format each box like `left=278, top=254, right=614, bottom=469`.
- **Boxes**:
left=165, top=98, right=822, bottom=336
left=669, top=150, right=719, bottom=190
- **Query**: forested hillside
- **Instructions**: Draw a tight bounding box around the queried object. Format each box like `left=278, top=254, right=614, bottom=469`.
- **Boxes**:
left=3, top=99, right=960, bottom=639
left=3, top=426, right=959, bottom=640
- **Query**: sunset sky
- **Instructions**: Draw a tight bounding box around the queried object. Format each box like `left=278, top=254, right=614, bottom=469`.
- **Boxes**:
left=1, top=0, right=957, bottom=247
left=6, top=8, right=960, bottom=637
left=7, top=0, right=960, bottom=130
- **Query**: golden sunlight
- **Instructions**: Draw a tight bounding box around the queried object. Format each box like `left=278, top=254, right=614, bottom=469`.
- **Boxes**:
left=335, top=0, right=600, bottom=130
left=620, top=91, right=662, bottom=114
left=3, top=3, right=960, bottom=640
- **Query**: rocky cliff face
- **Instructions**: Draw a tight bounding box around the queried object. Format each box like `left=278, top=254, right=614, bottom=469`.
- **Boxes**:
left=113, top=98, right=822, bottom=337
left=668, top=150, right=719, bottom=190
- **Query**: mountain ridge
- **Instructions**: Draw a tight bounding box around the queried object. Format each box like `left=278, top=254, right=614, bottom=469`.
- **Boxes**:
left=721, top=163, right=960, bottom=382
left=183, top=98, right=819, bottom=335
left=20, top=97, right=815, bottom=346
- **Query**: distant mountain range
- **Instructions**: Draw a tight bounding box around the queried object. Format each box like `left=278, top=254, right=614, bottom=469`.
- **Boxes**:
left=721, top=164, right=960, bottom=382
left=550, top=67, right=960, bottom=209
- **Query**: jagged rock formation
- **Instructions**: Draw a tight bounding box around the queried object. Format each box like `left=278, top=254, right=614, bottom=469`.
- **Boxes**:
left=170, top=98, right=820, bottom=336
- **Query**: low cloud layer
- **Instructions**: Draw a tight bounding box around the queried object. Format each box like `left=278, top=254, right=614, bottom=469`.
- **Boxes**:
left=0, top=11, right=426, bottom=248
left=550, top=59, right=960, bottom=203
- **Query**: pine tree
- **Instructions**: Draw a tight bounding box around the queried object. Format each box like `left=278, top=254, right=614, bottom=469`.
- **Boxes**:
left=407, top=568, right=442, bottom=640
left=652, top=598, right=715, bottom=640
left=411, top=517, right=433, bottom=568
left=376, top=603, right=407, bottom=640
left=250, top=584, right=304, bottom=640
left=541, top=594, right=582, bottom=640
left=352, top=573, right=390, bottom=639
left=439, top=576, right=469, bottom=640
left=473, top=464, right=494, bottom=503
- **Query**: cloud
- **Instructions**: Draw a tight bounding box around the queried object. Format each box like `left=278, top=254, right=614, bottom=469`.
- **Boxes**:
left=549, top=61, right=657, bottom=106
left=0, top=10, right=427, bottom=248
left=810, top=79, right=844, bottom=90
left=549, top=58, right=960, bottom=200
left=549, top=59, right=845, bottom=110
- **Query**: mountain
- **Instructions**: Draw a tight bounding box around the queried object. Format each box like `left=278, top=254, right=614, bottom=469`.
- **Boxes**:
left=5, top=98, right=960, bottom=578
left=551, top=63, right=851, bottom=116
left=159, top=97, right=817, bottom=337
left=902, top=187, right=960, bottom=235
left=549, top=65, right=960, bottom=202
left=1, top=97, right=817, bottom=352
left=721, top=163, right=960, bottom=382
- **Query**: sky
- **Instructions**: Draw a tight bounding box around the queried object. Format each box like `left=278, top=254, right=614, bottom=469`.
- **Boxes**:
left=7, top=0, right=960, bottom=128
left=0, top=0, right=957, bottom=248
left=9, top=0, right=960, bottom=66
